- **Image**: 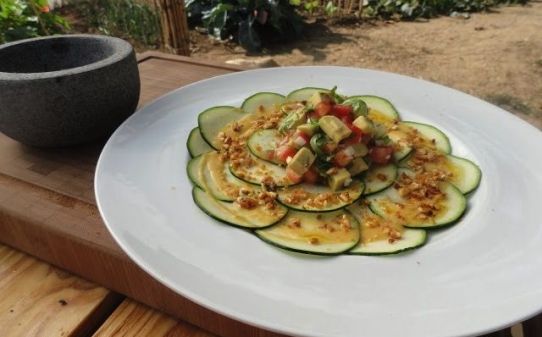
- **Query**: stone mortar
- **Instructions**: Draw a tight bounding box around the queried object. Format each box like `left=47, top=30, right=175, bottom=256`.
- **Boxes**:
left=0, top=34, right=140, bottom=147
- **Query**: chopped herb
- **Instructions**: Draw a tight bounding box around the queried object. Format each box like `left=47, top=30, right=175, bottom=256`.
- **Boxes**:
left=343, top=97, right=368, bottom=117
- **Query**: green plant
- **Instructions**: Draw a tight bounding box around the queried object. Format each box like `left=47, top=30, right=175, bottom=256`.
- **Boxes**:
left=0, top=0, right=69, bottom=44
left=291, top=0, right=528, bottom=20
left=76, top=0, right=161, bottom=47
left=186, top=0, right=304, bottom=52
left=363, top=0, right=529, bottom=20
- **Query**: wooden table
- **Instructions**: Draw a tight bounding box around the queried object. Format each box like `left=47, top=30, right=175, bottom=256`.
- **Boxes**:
left=0, top=51, right=539, bottom=337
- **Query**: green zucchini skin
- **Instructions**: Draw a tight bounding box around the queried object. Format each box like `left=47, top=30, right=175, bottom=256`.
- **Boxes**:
left=247, top=129, right=283, bottom=165
left=241, top=92, right=285, bottom=114
left=192, top=187, right=288, bottom=229
left=348, top=229, right=427, bottom=256
left=346, top=203, right=427, bottom=255
left=398, top=154, right=482, bottom=195
left=368, top=182, right=467, bottom=230
left=447, top=155, right=482, bottom=194
left=201, top=151, right=254, bottom=202
left=362, top=164, right=398, bottom=196
left=187, top=155, right=205, bottom=189
left=401, top=121, right=452, bottom=154
left=187, top=88, right=481, bottom=257
left=187, top=127, right=213, bottom=158
left=349, top=95, right=400, bottom=120
left=198, top=106, right=244, bottom=149
left=286, top=87, right=330, bottom=102
left=229, top=154, right=293, bottom=188
left=255, top=210, right=360, bottom=256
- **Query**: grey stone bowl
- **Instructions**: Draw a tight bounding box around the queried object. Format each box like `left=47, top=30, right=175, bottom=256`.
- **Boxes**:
left=0, top=34, right=140, bottom=147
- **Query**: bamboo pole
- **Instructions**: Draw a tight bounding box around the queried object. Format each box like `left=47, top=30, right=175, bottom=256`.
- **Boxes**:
left=154, top=0, right=190, bottom=55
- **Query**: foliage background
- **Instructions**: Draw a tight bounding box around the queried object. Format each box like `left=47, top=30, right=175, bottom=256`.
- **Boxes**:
left=0, top=0, right=68, bottom=44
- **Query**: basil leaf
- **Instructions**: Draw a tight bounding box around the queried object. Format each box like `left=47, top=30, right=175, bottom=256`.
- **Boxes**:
left=329, top=86, right=345, bottom=104
left=343, top=97, right=368, bottom=118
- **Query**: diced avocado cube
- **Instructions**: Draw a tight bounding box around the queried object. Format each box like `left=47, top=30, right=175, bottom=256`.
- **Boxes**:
left=287, top=147, right=316, bottom=176
left=352, top=116, right=374, bottom=134
left=278, top=107, right=307, bottom=132
left=319, top=116, right=352, bottom=143
left=309, top=92, right=332, bottom=107
left=297, top=123, right=319, bottom=136
left=350, top=143, right=368, bottom=157
left=374, top=123, right=388, bottom=138
left=328, top=168, right=351, bottom=191
left=348, top=157, right=369, bottom=176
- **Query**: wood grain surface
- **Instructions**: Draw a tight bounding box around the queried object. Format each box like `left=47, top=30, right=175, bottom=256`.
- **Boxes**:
left=0, top=52, right=287, bottom=337
left=93, top=300, right=214, bottom=337
left=0, top=243, right=121, bottom=337
left=0, top=51, right=537, bottom=337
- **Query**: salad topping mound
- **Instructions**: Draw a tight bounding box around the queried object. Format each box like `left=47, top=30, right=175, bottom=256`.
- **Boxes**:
left=187, top=87, right=481, bottom=256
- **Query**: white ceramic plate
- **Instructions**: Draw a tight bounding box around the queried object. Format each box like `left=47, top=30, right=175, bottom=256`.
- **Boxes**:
left=95, top=67, right=542, bottom=337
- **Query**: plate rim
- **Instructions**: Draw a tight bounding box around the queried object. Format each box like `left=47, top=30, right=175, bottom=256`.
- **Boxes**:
left=95, top=65, right=542, bottom=337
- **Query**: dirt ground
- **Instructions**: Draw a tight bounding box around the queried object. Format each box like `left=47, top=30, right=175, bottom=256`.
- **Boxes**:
left=191, top=1, right=542, bottom=129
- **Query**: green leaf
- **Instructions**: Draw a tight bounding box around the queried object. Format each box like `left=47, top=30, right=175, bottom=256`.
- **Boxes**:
left=342, top=97, right=368, bottom=117
left=238, top=17, right=262, bottom=51
left=329, top=86, right=345, bottom=104
left=324, top=1, right=338, bottom=15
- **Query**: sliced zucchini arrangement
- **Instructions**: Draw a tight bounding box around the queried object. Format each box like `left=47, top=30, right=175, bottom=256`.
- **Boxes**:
left=187, top=88, right=481, bottom=256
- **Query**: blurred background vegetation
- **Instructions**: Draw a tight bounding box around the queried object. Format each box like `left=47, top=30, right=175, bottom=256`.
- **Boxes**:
left=0, top=0, right=530, bottom=49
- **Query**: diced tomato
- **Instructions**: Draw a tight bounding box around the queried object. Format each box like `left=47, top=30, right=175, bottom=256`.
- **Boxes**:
left=360, top=133, right=373, bottom=145
left=266, top=150, right=275, bottom=161
left=303, top=167, right=319, bottom=184
left=340, top=115, right=353, bottom=125
left=314, top=102, right=332, bottom=117
left=370, top=146, right=394, bottom=165
left=333, top=149, right=353, bottom=167
left=308, top=111, right=320, bottom=121
left=322, top=142, right=338, bottom=154
left=344, top=125, right=363, bottom=145
left=331, top=104, right=353, bottom=119
left=293, top=131, right=311, bottom=144
left=275, top=145, right=297, bottom=163
left=286, top=168, right=303, bottom=184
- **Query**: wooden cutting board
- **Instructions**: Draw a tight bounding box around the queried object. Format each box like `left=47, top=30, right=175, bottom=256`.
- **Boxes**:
left=0, top=51, right=285, bottom=337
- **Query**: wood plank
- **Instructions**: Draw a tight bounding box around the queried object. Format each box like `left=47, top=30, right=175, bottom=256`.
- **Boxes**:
left=0, top=243, right=122, bottom=337
left=481, top=329, right=513, bottom=337
left=0, top=54, right=287, bottom=337
left=0, top=54, right=240, bottom=206
left=523, top=314, right=542, bottom=337
left=0, top=52, right=524, bottom=337
left=93, top=300, right=215, bottom=337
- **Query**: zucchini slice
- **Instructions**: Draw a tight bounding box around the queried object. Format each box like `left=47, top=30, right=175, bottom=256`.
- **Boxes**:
left=230, top=154, right=291, bottom=187
left=362, top=164, right=397, bottom=195
left=277, top=181, right=364, bottom=212
left=350, top=95, right=400, bottom=120
left=255, top=210, right=360, bottom=255
left=241, top=92, right=285, bottom=114
left=202, top=152, right=254, bottom=201
left=286, top=87, right=330, bottom=102
left=187, top=127, right=213, bottom=157
left=401, top=121, right=451, bottom=154
left=192, top=187, right=288, bottom=229
left=347, top=203, right=427, bottom=255
left=368, top=182, right=466, bottom=229
left=187, top=155, right=205, bottom=189
left=399, top=153, right=481, bottom=195
left=198, top=106, right=245, bottom=149
left=387, top=130, right=413, bottom=162
left=247, top=129, right=283, bottom=165
left=447, top=155, right=482, bottom=194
